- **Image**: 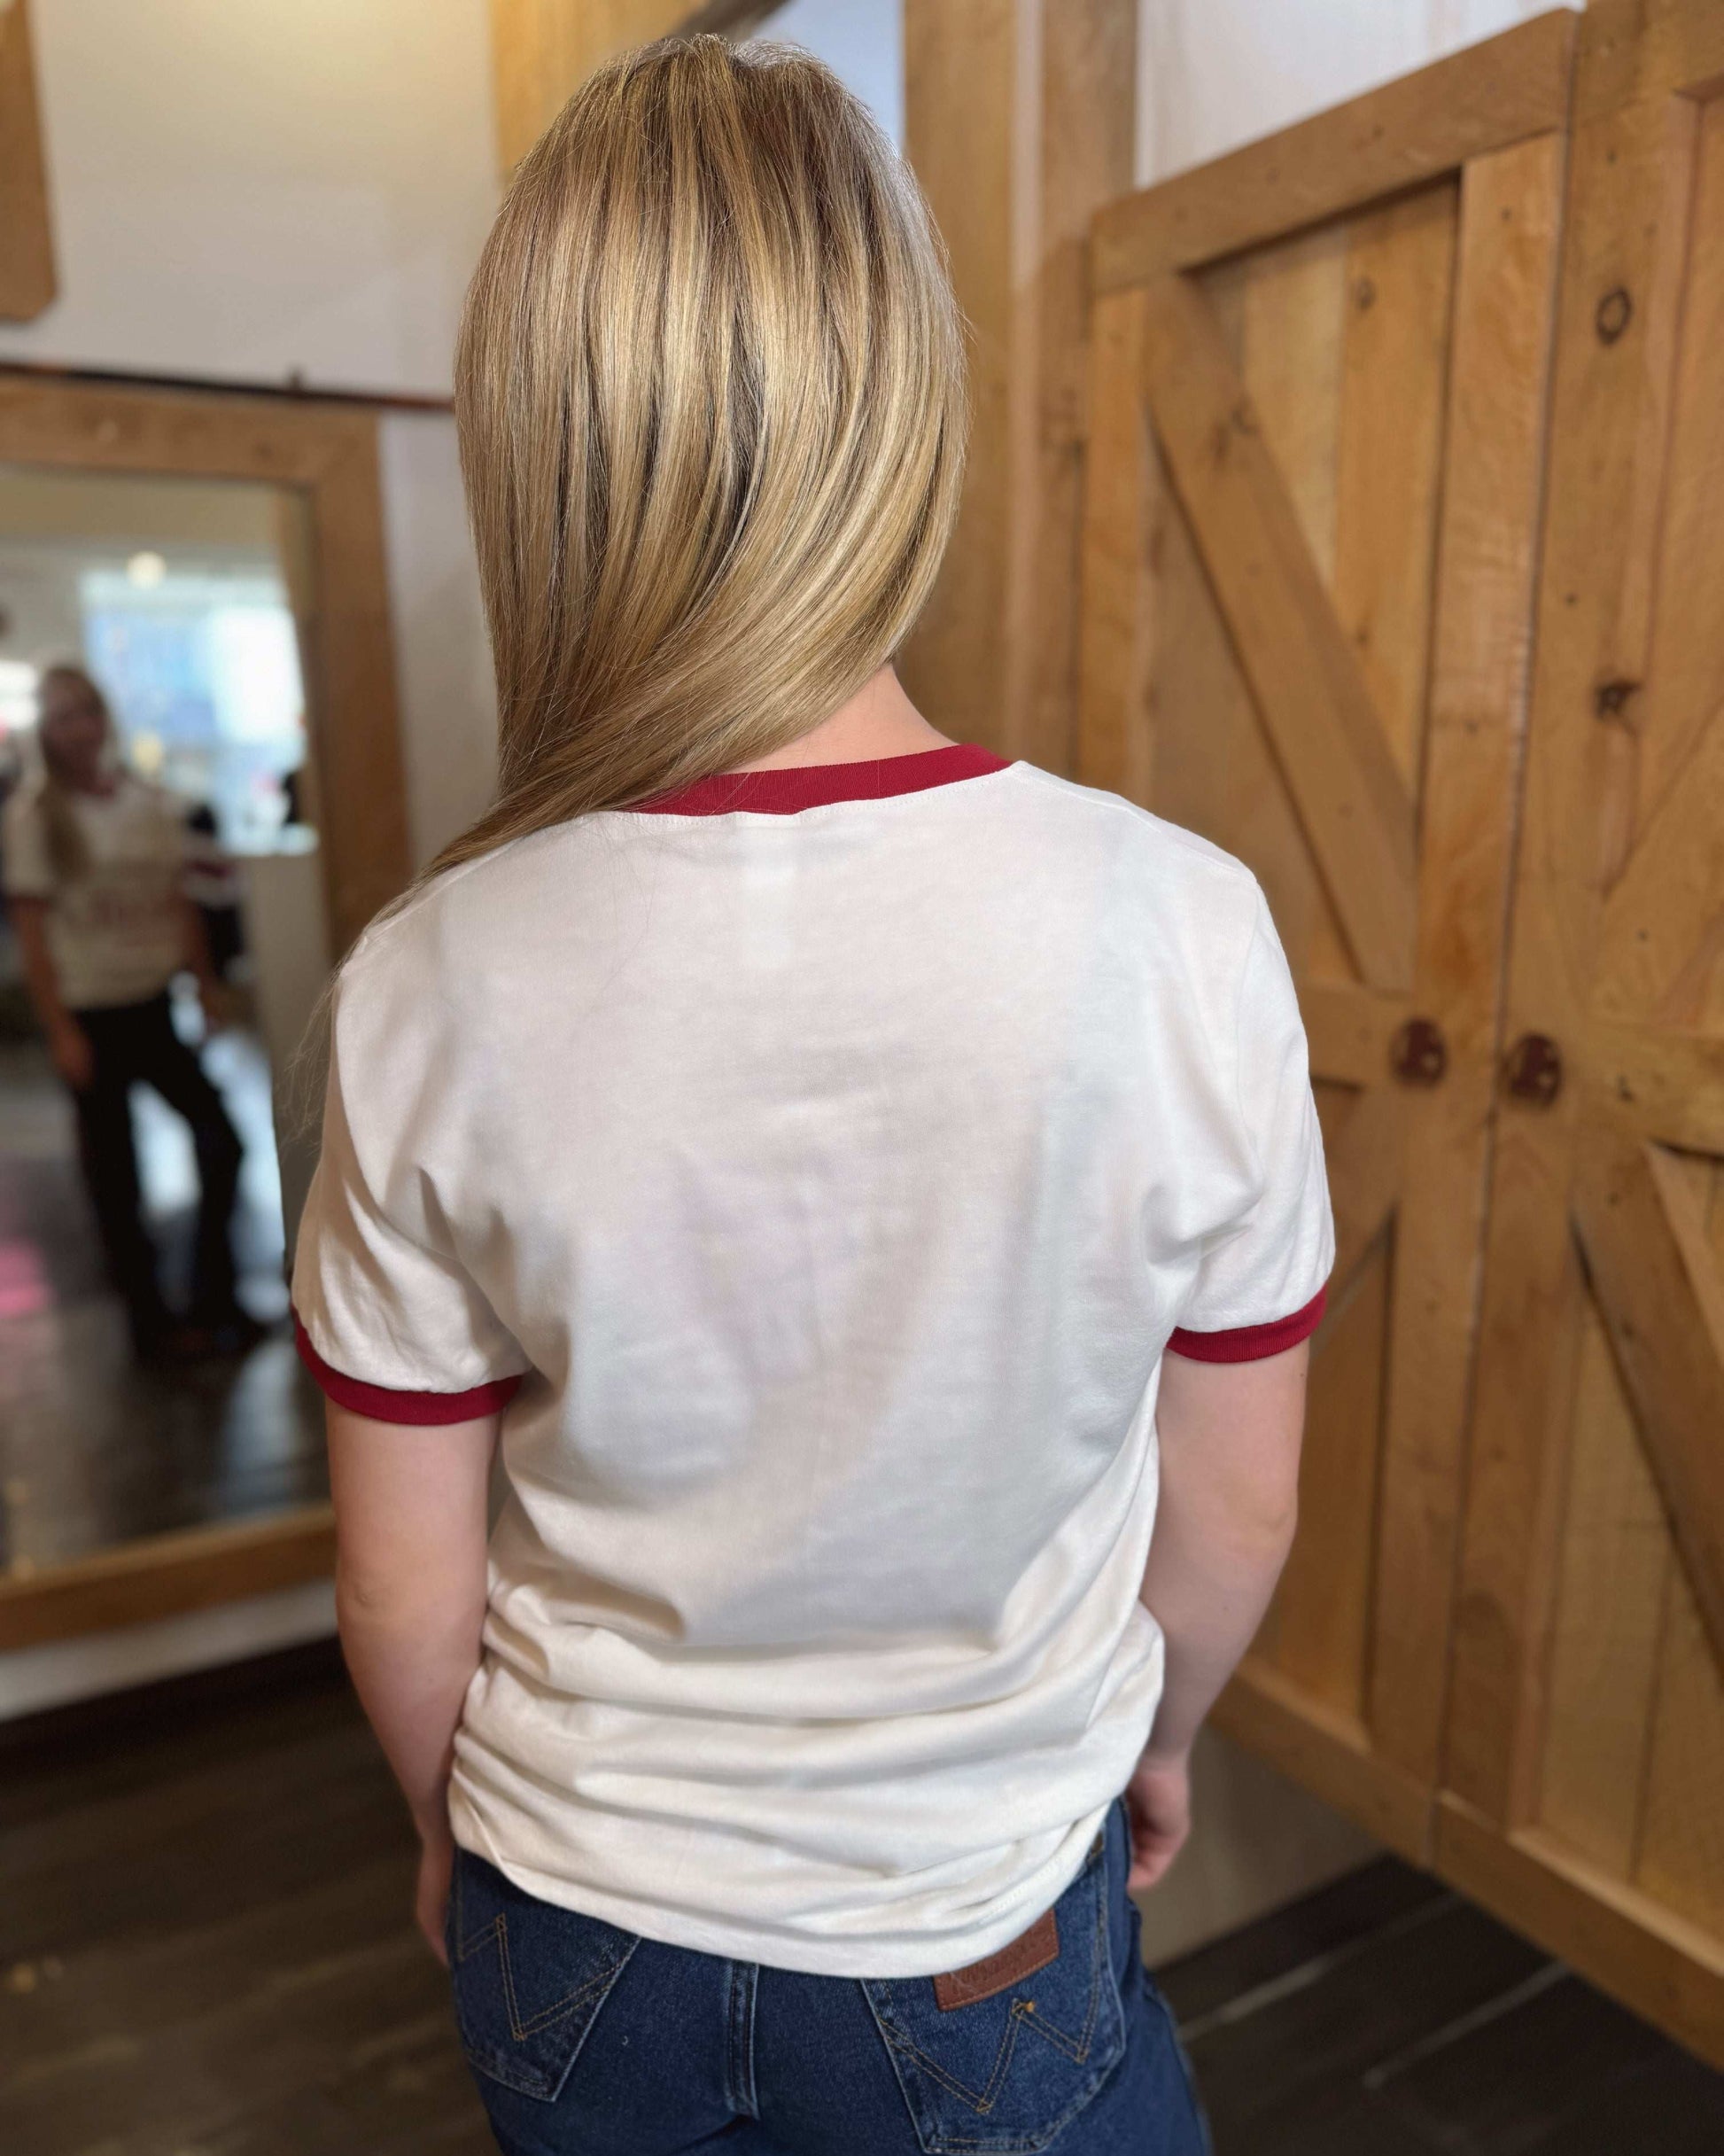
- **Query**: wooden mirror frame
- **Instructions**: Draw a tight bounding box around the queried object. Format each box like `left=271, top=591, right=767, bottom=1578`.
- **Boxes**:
left=0, top=370, right=415, bottom=1651
left=0, top=0, right=57, bottom=321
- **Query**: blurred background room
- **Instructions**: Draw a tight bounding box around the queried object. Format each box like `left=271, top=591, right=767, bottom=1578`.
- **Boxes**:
left=2, top=3, right=1722, bottom=2150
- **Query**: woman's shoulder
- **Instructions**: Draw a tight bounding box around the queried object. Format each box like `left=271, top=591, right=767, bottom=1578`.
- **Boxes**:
left=115, top=772, right=185, bottom=819
left=0, top=772, right=47, bottom=831
left=1000, top=763, right=1264, bottom=943
left=336, top=818, right=594, bottom=1018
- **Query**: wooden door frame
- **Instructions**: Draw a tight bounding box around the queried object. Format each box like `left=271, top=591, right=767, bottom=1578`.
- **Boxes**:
left=1439, top=0, right=1724, bottom=2066
left=1078, top=13, right=1576, bottom=1861
left=0, top=0, right=55, bottom=321
left=0, top=374, right=413, bottom=1649
left=898, top=0, right=1139, bottom=778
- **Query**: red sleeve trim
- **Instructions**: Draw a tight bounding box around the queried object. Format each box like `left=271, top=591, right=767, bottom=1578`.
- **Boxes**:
left=293, top=1312, right=524, bottom=1425
left=1166, top=1283, right=1328, bottom=1364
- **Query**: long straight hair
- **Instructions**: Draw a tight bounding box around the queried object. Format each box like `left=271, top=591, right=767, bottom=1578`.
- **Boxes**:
left=34, top=664, right=117, bottom=883
left=431, top=34, right=967, bottom=877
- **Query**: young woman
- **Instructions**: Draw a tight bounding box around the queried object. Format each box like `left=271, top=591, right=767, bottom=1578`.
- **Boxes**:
left=4, top=664, right=248, bottom=1360
left=292, top=38, right=1331, bottom=2155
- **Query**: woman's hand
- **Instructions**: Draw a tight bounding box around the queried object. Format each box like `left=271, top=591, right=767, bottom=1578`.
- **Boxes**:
left=415, top=1823, right=455, bottom=1965
left=1124, top=1748, right=1192, bottom=1891
left=49, top=1015, right=95, bottom=1092
left=196, top=974, right=236, bottom=1039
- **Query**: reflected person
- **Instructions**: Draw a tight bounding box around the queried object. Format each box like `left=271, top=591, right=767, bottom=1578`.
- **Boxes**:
left=2, top=664, right=252, bottom=1360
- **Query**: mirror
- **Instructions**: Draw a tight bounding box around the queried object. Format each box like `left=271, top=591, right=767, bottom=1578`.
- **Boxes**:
left=0, top=463, right=332, bottom=1579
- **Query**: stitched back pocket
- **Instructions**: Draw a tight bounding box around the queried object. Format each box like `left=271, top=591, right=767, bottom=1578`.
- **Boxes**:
left=861, top=1825, right=1126, bottom=2154
left=447, top=1847, right=641, bottom=2102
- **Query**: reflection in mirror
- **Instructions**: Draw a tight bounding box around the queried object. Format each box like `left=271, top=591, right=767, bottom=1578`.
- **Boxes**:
left=0, top=465, right=330, bottom=1576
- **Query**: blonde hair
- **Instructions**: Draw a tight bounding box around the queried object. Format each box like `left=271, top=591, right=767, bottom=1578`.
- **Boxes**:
left=432, top=33, right=966, bottom=876
left=35, top=664, right=114, bottom=883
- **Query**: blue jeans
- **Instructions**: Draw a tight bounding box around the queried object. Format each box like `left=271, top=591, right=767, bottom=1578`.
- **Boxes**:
left=446, top=1797, right=1208, bottom=2155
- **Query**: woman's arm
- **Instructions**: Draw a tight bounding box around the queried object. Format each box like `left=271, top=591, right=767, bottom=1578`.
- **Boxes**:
left=326, top=1403, right=500, bottom=1960
left=9, top=897, right=92, bottom=1089
left=1128, top=1341, right=1309, bottom=1888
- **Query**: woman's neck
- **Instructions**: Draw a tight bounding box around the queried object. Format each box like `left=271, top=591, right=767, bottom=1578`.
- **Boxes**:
left=731, top=666, right=951, bottom=772
left=51, top=767, right=118, bottom=798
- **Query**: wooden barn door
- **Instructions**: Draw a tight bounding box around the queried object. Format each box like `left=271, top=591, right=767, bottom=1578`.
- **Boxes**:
left=1077, top=14, right=1575, bottom=1859
left=1437, top=0, right=1724, bottom=2064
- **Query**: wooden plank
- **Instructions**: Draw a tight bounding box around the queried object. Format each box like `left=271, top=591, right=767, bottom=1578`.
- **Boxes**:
left=1149, top=233, right=1349, bottom=977
left=1577, top=0, right=1724, bottom=121
left=1301, top=983, right=1409, bottom=1089
left=1323, top=1083, right=1402, bottom=1299
left=1212, top=1656, right=1430, bottom=1862
left=1233, top=223, right=1348, bottom=586
left=1587, top=89, right=1720, bottom=1024
left=1369, top=135, right=1565, bottom=1787
left=300, top=416, right=412, bottom=952
left=1597, top=89, right=1706, bottom=889
left=904, top=2, right=1137, bottom=777
left=0, top=0, right=56, bottom=321
left=1435, top=1794, right=1724, bottom=2070
left=1444, top=1183, right=1587, bottom=1823
left=1332, top=183, right=1457, bottom=783
left=1636, top=1562, right=1724, bottom=1940
left=1536, top=1301, right=1671, bottom=1875
left=1572, top=1129, right=1724, bottom=1677
left=901, top=0, right=1015, bottom=754
left=1595, top=717, right=1724, bottom=1031
left=1230, top=223, right=1352, bottom=977
left=0, top=1508, right=336, bottom=1652
left=1075, top=289, right=1153, bottom=798
left=487, top=0, right=694, bottom=171
left=1011, top=0, right=1141, bottom=776
left=1092, top=12, right=1576, bottom=293
left=1138, top=273, right=1418, bottom=989
left=1443, top=79, right=1687, bottom=1829
left=1588, top=1021, right=1724, bottom=1155
left=1263, top=1222, right=1389, bottom=1719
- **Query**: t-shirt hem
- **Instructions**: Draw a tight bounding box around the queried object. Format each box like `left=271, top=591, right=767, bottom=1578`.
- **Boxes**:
left=1165, top=1281, right=1328, bottom=1363
left=292, top=1311, right=524, bottom=1424
left=445, top=1792, right=1112, bottom=1981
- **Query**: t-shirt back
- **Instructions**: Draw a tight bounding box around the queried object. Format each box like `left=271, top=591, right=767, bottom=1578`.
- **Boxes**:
left=291, top=750, right=1333, bottom=1977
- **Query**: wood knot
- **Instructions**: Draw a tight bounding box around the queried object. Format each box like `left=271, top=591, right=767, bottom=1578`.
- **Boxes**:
left=1596, top=286, right=1633, bottom=344
left=1594, top=677, right=1640, bottom=725
left=1354, top=276, right=1377, bottom=311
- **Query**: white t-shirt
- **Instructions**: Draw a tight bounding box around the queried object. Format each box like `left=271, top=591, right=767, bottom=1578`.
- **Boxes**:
left=2, top=772, right=190, bottom=1009
left=292, top=746, right=1332, bottom=1978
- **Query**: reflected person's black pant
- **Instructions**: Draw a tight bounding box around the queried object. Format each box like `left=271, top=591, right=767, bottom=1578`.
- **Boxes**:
left=67, top=991, right=244, bottom=1352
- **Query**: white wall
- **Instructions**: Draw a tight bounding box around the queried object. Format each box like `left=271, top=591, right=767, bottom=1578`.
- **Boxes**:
left=378, top=411, right=500, bottom=868
left=752, top=0, right=904, bottom=143
left=0, top=0, right=498, bottom=397
left=1137, top=0, right=1577, bottom=186
left=0, top=3, right=504, bottom=872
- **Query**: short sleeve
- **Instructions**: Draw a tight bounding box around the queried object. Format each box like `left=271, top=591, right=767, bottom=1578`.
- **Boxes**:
left=2, top=790, right=53, bottom=899
left=291, top=968, right=529, bottom=1425
left=1166, top=889, right=1333, bottom=1362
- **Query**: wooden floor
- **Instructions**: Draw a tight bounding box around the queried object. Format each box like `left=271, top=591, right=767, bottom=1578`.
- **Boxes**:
left=3, top=1642, right=1721, bottom=2155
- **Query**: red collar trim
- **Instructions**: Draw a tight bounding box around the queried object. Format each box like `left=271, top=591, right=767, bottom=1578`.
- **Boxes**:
left=628, top=743, right=1012, bottom=817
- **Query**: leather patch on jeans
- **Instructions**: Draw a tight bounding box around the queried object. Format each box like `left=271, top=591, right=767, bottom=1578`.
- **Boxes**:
left=933, top=1908, right=1060, bottom=2011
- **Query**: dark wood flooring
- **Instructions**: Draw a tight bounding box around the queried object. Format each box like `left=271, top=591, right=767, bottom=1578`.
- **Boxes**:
left=2, top=1642, right=1720, bottom=2154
